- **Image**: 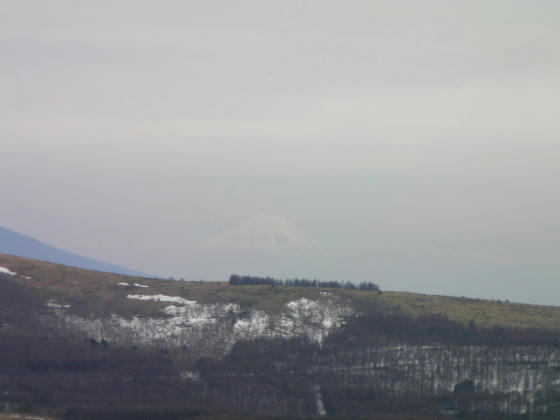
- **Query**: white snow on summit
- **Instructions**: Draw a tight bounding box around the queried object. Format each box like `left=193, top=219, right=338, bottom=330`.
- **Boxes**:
left=201, top=214, right=319, bottom=251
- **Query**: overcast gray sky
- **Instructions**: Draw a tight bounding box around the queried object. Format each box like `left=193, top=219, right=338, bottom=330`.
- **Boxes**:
left=2, top=1, right=559, bottom=305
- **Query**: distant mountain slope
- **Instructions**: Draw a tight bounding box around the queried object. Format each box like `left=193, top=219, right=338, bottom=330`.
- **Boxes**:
left=0, top=225, right=148, bottom=276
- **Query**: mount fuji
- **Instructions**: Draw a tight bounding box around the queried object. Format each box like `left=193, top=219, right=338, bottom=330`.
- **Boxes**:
left=200, top=214, right=319, bottom=251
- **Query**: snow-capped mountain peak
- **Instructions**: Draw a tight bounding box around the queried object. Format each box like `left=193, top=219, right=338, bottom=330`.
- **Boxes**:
left=201, top=214, right=319, bottom=251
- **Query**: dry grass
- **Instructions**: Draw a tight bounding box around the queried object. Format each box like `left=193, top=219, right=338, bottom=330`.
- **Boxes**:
left=2, top=253, right=560, bottom=330
left=377, top=291, right=560, bottom=330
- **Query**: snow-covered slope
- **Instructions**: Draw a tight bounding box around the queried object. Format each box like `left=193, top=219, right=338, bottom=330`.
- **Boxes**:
left=201, top=214, right=319, bottom=251
left=47, top=292, right=352, bottom=355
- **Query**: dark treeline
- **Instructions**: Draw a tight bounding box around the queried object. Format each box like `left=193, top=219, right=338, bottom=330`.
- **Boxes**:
left=228, top=274, right=380, bottom=291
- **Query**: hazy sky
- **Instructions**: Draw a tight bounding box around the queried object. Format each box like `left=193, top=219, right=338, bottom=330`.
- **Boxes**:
left=2, top=1, right=559, bottom=305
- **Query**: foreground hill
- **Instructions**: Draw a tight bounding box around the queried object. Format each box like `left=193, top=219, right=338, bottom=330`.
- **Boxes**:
left=1, top=253, right=560, bottom=419
left=1, top=253, right=558, bottom=331
left=0, top=226, right=147, bottom=276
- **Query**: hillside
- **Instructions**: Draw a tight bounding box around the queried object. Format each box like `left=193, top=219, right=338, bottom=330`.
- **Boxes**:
left=0, top=226, right=147, bottom=276
left=1, top=253, right=559, bottom=331
left=2, top=253, right=560, bottom=419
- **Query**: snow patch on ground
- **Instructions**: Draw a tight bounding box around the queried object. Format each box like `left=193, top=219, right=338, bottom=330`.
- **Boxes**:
left=118, top=282, right=150, bottom=288
left=47, top=302, right=71, bottom=309
left=233, top=297, right=352, bottom=343
left=278, top=297, right=352, bottom=342
left=49, top=294, right=353, bottom=355
left=162, top=302, right=230, bottom=325
left=127, top=294, right=195, bottom=305
left=180, top=371, right=201, bottom=382
left=46, top=299, right=71, bottom=310
left=0, top=266, right=17, bottom=276
left=234, top=311, right=270, bottom=338
left=315, top=384, right=327, bottom=416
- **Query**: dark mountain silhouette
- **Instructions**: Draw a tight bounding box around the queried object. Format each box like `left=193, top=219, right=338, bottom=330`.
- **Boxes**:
left=0, top=225, right=148, bottom=276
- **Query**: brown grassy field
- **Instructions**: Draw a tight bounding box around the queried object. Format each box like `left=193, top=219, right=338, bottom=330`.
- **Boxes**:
left=2, top=252, right=560, bottom=330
